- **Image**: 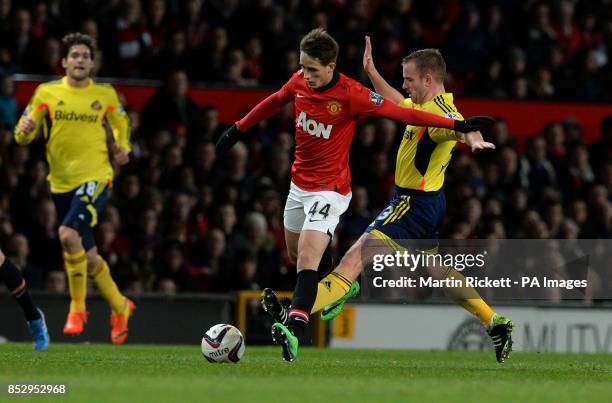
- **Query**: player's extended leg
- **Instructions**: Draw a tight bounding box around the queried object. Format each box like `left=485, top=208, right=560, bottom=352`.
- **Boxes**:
left=269, top=185, right=352, bottom=361
left=430, top=266, right=514, bottom=363
left=86, top=248, right=134, bottom=345
left=262, top=226, right=340, bottom=324
left=79, top=181, right=134, bottom=345
left=272, top=229, right=330, bottom=361
left=58, top=225, right=89, bottom=336
left=0, top=249, right=49, bottom=351
left=308, top=233, right=373, bottom=317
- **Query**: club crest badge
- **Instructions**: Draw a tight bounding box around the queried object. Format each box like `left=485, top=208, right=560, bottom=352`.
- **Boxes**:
left=326, top=100, right=342, bottom=115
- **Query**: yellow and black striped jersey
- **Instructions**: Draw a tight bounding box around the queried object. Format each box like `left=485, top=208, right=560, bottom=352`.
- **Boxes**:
left=395, top=93, right=463, bottom=191
left=14, top=77, right=130, bottom=193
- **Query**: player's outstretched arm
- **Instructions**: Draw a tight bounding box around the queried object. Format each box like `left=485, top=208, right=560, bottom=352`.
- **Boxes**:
left=216, top=87, right=292, bottom=155
left=363, top=36, right=404, bottom=104
left=375, top=100, right=460, bottom=130
left=354, top=86, right=496, bottom=133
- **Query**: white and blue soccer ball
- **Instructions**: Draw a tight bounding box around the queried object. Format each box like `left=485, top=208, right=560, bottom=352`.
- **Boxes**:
left=201, top=324, right=245, bottom=363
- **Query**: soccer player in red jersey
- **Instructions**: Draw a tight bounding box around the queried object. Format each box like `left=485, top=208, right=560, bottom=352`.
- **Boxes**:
left=216, top=29, right=491, bottom=361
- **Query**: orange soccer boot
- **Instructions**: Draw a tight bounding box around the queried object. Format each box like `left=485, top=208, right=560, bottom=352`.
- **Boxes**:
left=110, top=297, right=135, bottom=345
left=63, top=311, right=88, bottom=336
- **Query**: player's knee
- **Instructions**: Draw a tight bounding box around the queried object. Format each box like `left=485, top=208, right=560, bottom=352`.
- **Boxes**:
left=58, top=226, right=81, bottom=249
left=296, top=248, right=320, bottom=270
left=86, top=254, right=99, bottom=273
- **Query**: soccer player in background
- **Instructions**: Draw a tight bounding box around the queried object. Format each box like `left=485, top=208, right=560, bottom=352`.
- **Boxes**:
left=0, top=247, right=49, bottom=351
left=14, top=33, right=134, bottom=345
left=216, top=28, right=491, bottom=362
left=264, top=36, right=514, bottom=363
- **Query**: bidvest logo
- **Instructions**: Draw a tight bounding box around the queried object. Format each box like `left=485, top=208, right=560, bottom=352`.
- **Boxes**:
left=297, top=111, right=332, bottom=139
left=54, top=110, right=99, bottom=123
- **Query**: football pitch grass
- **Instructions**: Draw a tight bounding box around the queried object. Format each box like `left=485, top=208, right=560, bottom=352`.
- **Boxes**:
left=1, top=343, right=611, bottom=403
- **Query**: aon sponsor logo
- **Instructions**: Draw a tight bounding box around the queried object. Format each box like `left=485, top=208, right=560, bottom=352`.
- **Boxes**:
left=297, top=111, right=332, bottom=139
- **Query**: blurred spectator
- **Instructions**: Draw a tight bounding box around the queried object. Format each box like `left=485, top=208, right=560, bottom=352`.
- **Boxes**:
left=243, top=37, right=263, bottom=83
left=139, top=69, right=201, bottom=142
left=25, top=198, right=63, bottom=273
left=145, top=0, right=172, bottom=54
left=155, top=240, right=193, bottom=292
left=179, top=0, right=207, bottom=50
left=45, top=270, right=66, bottom=293
left=0, top=0, right=11, bottom=40
left=0, top=73, right=17, bottom=129
left=108, top=0, right=152, bottom=77
left=156, top=277, right=176, bottom=295
left=224, top=48, right=256, bottom=87
left=29, top=36, right=62, bottom=76
left=9, top=8, right=34, bottom=69
left=521, top=136, right=557, bottom=190
left=6, top=233, right=44, bottom=289
left=238, top=212, right=285, bottom=290
left=194, top=26, right=228, bottom=82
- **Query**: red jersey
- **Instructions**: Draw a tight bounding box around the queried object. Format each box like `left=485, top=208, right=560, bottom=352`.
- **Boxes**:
left=236, top=70, right=456, bottom=195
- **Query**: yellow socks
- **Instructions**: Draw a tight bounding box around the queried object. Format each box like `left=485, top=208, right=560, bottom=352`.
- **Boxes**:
left=65, top=250, right=87, bottom=312
left=311, top=272, right=352, bottom=314
left=90, top=258, right=125, bottom=314
left=442, top=269, right=494, bottom=326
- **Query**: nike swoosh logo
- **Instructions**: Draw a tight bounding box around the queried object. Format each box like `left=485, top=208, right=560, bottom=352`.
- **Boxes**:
left=309, top=218, right=323, bottom=222
left=296, top=94, right=305, bottom=98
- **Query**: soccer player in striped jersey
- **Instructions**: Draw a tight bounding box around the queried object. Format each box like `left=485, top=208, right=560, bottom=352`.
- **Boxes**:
left=0, top=247, right=49, bottom=351
left=14, top=33, right=134, bottom=345
left=264, top=37, right=514, bottom=363
left=216, top=29, right=491, bottom=362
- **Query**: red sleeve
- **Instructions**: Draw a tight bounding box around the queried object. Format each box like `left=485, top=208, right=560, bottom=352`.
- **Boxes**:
left=348, top=85, right=455, bottom=130
left=235, top=77, right=294, bottom=131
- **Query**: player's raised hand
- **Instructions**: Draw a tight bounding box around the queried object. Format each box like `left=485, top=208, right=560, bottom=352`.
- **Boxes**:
left=363, top=36, right=375, bottom=73
left=19, top=116, right=36, bottom=133
left=112, top=144, right=130, bottom=165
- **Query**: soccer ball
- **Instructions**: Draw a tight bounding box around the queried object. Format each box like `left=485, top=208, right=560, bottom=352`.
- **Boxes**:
left=201, top=324, right=245, bottom=363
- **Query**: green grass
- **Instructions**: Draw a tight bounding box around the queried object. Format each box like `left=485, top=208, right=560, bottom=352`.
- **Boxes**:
left=0, top=343, right=611, bottom=403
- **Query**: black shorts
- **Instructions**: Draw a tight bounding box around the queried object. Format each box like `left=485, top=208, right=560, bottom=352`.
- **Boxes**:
left=52, top=181, right=109, bottom=251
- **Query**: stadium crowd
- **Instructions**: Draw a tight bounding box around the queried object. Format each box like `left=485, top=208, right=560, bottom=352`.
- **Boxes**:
left=1, top=0, right=612, bottom=100
left=0, top=0, right=610, bottom=298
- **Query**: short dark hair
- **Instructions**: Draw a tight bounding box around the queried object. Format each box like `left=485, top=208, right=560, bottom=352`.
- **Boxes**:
left=299, top=28, right=338, bottom=65
left=61, top=32, right=96, bottom=59
left=402, top=49, right=446, bottom=82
